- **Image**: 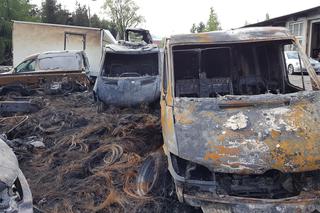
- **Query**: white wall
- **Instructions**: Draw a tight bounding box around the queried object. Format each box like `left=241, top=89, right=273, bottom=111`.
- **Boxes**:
left=12, top=22, right=107, bottom=76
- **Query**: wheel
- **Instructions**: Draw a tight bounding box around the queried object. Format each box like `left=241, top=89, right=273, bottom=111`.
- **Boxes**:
left=288, top=64, right=294, bottom=75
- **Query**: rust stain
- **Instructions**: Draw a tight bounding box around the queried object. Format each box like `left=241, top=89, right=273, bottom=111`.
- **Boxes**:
left=265, top=102, right=320, bottom=172
left=174, top=103, right=196, bottom=125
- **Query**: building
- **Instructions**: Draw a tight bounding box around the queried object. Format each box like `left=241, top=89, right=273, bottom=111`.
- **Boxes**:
left=12, top=21, right=117, bottom=77
left=246, top=6, right=320, bottom=58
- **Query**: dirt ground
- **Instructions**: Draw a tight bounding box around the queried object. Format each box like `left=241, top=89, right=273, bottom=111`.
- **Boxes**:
left=0, top=92, right=198, bottom=213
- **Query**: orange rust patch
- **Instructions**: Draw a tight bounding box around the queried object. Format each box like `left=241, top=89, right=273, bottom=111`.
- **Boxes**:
left=214, top=145, right=240, bottom=155
left=204, top=152, right=221, bottom=161
left=271, top=129, right=281, bottom=139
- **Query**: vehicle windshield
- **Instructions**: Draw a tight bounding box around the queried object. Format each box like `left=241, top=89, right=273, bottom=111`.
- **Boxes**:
left=102, top=52, right=158, bottom=77
left=38, top=54, right=81, bottom=70
left=172, top=40, right=314, bottom=98
left=286, top=51, right=299, bottom=59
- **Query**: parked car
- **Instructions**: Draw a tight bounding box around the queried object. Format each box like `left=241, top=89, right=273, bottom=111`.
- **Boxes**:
left=93, top=29, right=160, bottom=108
left=0, top=138, right=33, bottom=212
left=160, top=27, right=320, bottom=212
left=0, top=50, right=90, bottom=96
left=284, top=51, right=320, bottom=74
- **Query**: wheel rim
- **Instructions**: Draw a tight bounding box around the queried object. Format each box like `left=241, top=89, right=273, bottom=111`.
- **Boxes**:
left=288, top=65, right=294, bottom=74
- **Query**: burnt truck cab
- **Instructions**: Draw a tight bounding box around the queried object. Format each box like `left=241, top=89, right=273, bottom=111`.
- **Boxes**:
left=0, top=51, right=90, bottom=95
left=93, top=42, right=160, bottom=107
left=161, top=27, right=320, bottom=212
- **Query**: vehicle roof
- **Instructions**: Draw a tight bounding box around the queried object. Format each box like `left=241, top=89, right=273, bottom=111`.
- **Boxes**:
left=105, top=43, right=159, bottom=54
left=23, top=50, right=84, bottom=60
left=169, top=27, right=294, bottom=46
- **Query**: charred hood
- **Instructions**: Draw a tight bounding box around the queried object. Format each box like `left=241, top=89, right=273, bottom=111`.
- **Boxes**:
left=173, top=91, right=320, bottom=175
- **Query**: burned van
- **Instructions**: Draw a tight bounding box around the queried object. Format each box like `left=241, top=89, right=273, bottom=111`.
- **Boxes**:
left=93, top=43, right=160, bottom=108
left=161, top=27, right=320, bottom=212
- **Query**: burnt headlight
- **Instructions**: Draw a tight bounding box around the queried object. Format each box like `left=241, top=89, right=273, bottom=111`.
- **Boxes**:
left=171, top=153, right=213, bottom=181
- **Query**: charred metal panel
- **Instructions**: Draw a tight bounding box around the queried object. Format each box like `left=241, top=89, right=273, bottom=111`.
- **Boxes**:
left=0, top=100, right=40, bottom=113
left=173, top=91, right=320, bottom=174
left=95, top=76, right=160, bottom=106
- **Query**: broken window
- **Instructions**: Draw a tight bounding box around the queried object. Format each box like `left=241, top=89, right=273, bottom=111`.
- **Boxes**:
left=38, top=55, right=81, bottom=71
left=173, top=40, right=307, bottom=97
left=284, top=45, right=313, bottom=91
left=15, top=59, right=36, bottom=73
left=102, top=53, right=158, bottom=77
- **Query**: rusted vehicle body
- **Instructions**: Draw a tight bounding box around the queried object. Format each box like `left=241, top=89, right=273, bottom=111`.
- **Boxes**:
left=0, top=138, right=33, bottom=212
left=161, top=27, right=320, bottom=212
left=0, top=51, right=89, bottom=95
left=93, top=42, right=160, bottom=108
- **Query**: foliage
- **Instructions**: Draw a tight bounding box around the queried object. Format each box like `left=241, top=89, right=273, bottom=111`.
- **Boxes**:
left=190, top=7, right=221, bottom=33
left=190, top=23, right=197, bottom=33
left=41, top=0, right=70, bottom=24
left=71, top=3, right=89, bottom=27
left=265, top=13, right=270, bottom=20
left=206, top=7, right=221, bottom=31
left=103, top=0, right=145, bottom=39
left=0, top=0, right=40, bottom=65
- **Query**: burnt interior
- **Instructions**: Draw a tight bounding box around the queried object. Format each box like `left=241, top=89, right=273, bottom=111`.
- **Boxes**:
left=171, top=154, right=320, bottom=199
left=173, top=40, right=302, bottom=97
left=103, top=52, right=158, bottom=77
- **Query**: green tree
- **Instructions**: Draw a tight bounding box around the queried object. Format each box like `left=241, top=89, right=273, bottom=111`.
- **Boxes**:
left=41, top=0, right=70, bottom=25
left=190, top=23, right=197, bottom=33
left=206, top=7, right=221, bottom=31
left=72, top=3, right=89, bottom=27
left=197, top=22, right=206, bottom=33
left=0, top=0, right=40, bottom=65
left=103, top=0, right=144, bottom=39
left=265, top=13, right=270, bottom=20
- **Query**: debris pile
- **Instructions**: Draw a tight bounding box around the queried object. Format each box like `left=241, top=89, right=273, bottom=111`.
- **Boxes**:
left=0, top=92, right=196, bottom=213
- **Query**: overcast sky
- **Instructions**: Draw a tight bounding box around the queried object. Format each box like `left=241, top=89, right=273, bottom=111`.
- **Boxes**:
left=30, top=0, right=320, bottom=37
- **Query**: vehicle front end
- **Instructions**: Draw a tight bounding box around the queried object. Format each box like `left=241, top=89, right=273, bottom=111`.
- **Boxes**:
left=94, top=44, right=160, bottom=107
left=0, top=138, right=33, bottom=212
left=161, top=27, right=320, bottom=212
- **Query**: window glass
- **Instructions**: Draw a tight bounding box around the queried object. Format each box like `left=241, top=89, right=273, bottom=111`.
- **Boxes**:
left=16, top=59, right=36, bottom=73
left=284, top=45, right=312, bottom=90
left=38, top=55, right=81, bottom=71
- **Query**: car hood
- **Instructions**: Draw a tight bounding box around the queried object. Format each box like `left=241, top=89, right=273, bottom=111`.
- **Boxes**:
left=0, top=138, right=19, bottom=186
left=173, top=91, right=320, bottom=175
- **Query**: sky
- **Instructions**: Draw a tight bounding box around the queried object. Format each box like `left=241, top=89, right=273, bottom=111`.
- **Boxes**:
left=30, top=0, right=320, bottom=37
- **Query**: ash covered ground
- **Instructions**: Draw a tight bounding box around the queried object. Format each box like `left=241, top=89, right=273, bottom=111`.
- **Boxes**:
left=0, top=92, right=198, bottom=213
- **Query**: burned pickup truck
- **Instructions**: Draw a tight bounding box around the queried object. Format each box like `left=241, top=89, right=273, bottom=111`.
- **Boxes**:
left=93, top=29, right=160, bottom=108
left=161, top=27, right=320, bottom=212
left=0, top=51, right=89, bottom=96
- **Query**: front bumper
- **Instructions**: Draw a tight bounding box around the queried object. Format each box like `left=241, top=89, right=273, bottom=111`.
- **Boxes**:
left=17, top=169, right=33, bottom=213
left=168, top=154, right=320, bottom=213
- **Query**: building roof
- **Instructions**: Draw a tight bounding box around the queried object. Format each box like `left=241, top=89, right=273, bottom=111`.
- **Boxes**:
left=13, top=20, right=103, bottom=31
left=245, top=6, right=320, bottom=27
left=169, top=27, right=294, bottom=46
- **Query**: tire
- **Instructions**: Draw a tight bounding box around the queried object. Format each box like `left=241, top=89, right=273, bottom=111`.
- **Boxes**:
left=288, top=64, right=294, bottom=75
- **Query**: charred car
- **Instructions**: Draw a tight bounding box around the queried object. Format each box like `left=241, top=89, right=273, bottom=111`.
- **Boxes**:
left=0, top=138, right=33, bottom=212
left=161, top=27, right=320, bottom=212
left=0, top=51, right=89, bottom=96
left=93, top=30, right=160, bottom=108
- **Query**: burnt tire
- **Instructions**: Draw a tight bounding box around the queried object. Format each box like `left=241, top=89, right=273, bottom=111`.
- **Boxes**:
left=136, top=150, right=169, bottom=196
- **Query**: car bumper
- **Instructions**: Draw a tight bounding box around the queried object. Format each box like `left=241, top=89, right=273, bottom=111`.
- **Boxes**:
left=17, top=169, right=33, bottom=213
left=168, top=154, right=320, bottom=213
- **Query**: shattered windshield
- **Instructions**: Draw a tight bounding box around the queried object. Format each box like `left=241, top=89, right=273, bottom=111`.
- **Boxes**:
left=103, top=53, right=158, bottom=77
left=173, top=40, right=315, bottom=98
